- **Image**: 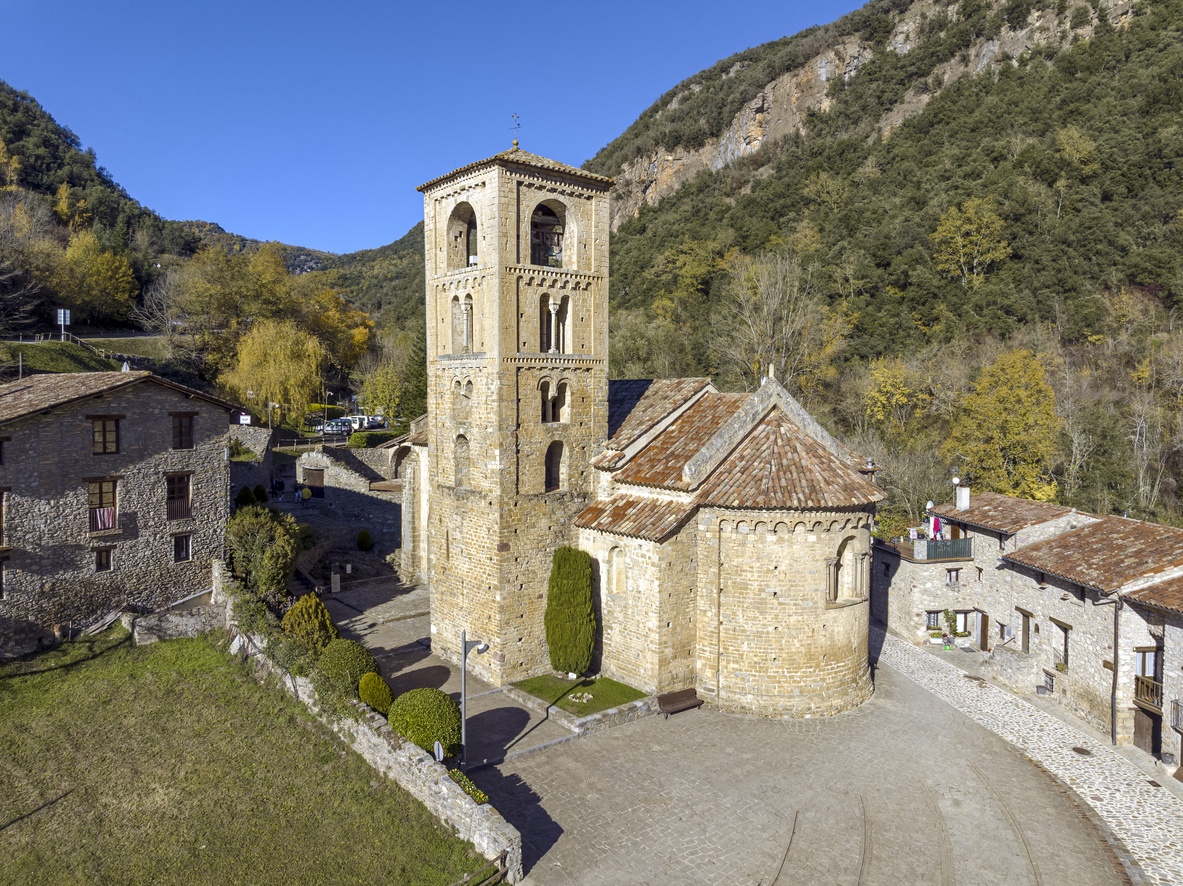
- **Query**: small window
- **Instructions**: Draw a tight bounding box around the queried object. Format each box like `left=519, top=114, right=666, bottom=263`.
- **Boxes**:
left=544, top=441, right=564, bottom=492
left=95, top=548, right=112, bottom=572
left=167, top=475, right=192, bottom=520
left=0, top=437, right=7, bottom=464
left=173, top=534, right=192, bottom=563
left=454, top=435, right=470, bottom=488
left=92, top=418, right=119, bottom=454
left=172, top=414, right=195, bottom=450
left=925, top=611, right=941, bottom=630
left=946, top=568, right=961, bottom=586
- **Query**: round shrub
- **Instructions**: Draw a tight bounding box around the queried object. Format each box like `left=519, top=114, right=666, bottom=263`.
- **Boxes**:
left=280, top=593, right=340, bottom=656
left=389, top=687, right=461, bottom=757
left=234, top=486, right=256, bottom=509
left=253, top=483, right=267, bottom=502
left=315, top=638, right=379, bottom=698
left=359, top=671, right=394, bottom=716
left=357, top=529, right=373, bottom=551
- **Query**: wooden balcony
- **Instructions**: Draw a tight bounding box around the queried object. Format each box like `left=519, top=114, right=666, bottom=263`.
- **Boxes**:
left=1134, top=675, right=1163, bottom=711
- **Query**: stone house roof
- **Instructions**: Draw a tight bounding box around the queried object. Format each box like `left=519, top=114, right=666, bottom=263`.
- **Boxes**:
left=577, top=377, right=882, bottom=539
left=931, top=492, right=1076, bottom=536
left=698, top=410, right=884, bottom=510
left=573, top=494, right=696, bottom=542
left=1125, top=574, right=1183, bottom=616
left=417, top=146, right=614, bottom=192
left=0, top=371, right=236, bottom=428
left=1004, top=516, right=1183, bottom=594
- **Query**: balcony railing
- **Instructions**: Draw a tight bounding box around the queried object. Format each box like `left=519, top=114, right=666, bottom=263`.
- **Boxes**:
left=1171, top=699, right=1183, bottom=734
left=167, top=499, right=192, bottom=521
left=1134, top=675, right=1163, bottom=710
left=88, top=507, right=118, bottom=533
left=1052, top=647, right=1069, bottom=672
left=912, top=537, right=973, bottom=560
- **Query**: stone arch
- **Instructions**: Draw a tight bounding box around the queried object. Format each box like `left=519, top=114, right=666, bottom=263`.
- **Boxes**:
left=539, top=377, right=554, bottom=423
left=454, top=434, right=470, bottom=488
left=530, top=200, right=567, bottom=268
left=774, top=521, right=790, bottom=535
left=544, top=440, right=565, bottom=492
left=793, top=521, right=808, bottom=534
left=453, top=378, right=471, bottom=421
left=555, top=379, right=570, bottom=423
left=608, top=545, right=625, bottom=596
left=831, top=535, right=861, bottom=600
left=539, top=292, right=571, bottom=352
left=754, top=521, right=769, bottom=534
left=447, top=202, right=478, bottom=270
left=719, top=519, right=733, bottom=532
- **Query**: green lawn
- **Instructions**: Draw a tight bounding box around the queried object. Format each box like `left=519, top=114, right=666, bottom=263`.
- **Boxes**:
left=514, top=674, right=646, bottom=716
left=0, top=341, right=117, bottom=374
left=85, top=335, right=171, bottom=361
left=0, top=628, right=483, bottom=885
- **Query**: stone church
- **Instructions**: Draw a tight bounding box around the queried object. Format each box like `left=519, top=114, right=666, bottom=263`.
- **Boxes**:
left=397, top=146, right=883, bottom=716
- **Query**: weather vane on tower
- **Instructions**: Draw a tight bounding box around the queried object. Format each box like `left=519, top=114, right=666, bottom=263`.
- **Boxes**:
left=512, top=113, right=520, bottom=149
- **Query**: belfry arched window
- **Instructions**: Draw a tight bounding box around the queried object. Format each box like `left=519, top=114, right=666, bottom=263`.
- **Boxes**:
left=530, top=203, right=564, bottom=268
left=539, top=294, right=570, bottom=353
left=447, top=203, right=478, bottom=270
left=544, top=440, right=565, bottom=492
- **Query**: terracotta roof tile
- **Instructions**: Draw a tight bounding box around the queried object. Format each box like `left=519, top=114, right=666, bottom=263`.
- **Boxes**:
left=1004, top=517, right=1183, bottom=593
left=605, top=378, right=712, bottom=449
left=418, top=147, right=613, bottom=192
left=699, top=410, right=884, bottom=510
left=932, top=492, right=1076, bottom=535
left=1125, top=574, right=1183, bottom=616
left=574, top=494, right=696, bottom=542
left=613, top=393, right=747, bottom=489
left=0, top=371, right=234, bottom=427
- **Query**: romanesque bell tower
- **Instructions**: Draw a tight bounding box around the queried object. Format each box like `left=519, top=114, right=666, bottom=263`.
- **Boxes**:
left=417, top=146, right=612, bottom=684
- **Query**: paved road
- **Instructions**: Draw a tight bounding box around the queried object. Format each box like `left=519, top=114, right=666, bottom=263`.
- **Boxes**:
left=324, top=579, right=1175, bottom=885
left=470, top=661, right=1128, bottom=886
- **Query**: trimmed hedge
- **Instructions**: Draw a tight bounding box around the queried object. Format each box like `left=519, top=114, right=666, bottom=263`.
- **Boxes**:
left=234, top=486, right=256, bottom=508
left=389, top=687, right=461, bottom=757
left=357, top=530, right=373, bottom=551
left=347, top=431, right=398, bottom=449
left=314, top=639, right=379, bottom=700
left=544, top=546, right=596, bottom=675
left=253, top=483, right=267, bottom=502
left=359, top=672, right=394, bottom=716
left=280, top=594, right=340, bottom=656
left=448, top=769, right=488, bottom=805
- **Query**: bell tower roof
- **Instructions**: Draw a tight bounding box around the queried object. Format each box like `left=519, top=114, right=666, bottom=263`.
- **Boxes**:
left=417, top=146, right=614, bottom=193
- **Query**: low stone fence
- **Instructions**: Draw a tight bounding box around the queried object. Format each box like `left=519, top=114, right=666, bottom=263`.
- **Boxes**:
left=222, top=624, right=522, bottom=883
left=502, top=684, right=659, bottom=735
left=124, top=583, right=522, bottom=879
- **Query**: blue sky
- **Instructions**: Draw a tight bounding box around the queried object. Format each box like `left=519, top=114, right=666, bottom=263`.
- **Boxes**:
left=6, top=0, right=864, bottom=255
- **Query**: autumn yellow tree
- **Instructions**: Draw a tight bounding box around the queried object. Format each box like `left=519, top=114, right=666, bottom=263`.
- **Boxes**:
left=221, top=319, right=327, bottom=426
left=943, top=349, right=1061, bottom=501
left=931, top=197, right=1010, bottom=288
left=53, top=230, right=138, bottom=322
left=862, top=357, right=932, bottom=442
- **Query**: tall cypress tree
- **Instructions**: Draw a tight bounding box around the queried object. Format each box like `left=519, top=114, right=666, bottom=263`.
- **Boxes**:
left=544, top=546, right=596, bottom=675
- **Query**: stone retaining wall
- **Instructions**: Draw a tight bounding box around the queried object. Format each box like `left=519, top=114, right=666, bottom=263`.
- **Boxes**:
left=221, top=617, right=522, bottom=882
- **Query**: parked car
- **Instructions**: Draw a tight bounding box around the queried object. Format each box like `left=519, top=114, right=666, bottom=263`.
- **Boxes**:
left=323, top=418, right=352, bottom=435
left=366, top=415, right=387, bottom=429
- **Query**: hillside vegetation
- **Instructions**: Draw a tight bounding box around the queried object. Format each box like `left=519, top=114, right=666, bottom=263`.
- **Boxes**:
left=593, top=0, right=1183, bottom=525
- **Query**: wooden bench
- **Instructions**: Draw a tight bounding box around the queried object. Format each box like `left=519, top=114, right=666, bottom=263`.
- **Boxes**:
left=657, top=688, right=703, bottom=719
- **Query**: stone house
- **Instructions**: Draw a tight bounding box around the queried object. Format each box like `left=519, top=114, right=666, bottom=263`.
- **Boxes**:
left=399, top=147, right=883, bottom=717
left=0, top=371, right=233, bottom=633
left=873, top=488, right=1183, bottom=763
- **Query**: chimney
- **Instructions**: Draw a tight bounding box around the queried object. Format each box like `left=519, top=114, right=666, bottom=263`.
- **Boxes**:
left=956, top=484, right=970, bottom=511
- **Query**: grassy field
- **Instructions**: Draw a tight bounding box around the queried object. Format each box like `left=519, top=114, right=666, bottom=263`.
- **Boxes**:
left=0, top=628, right=483, bottom=885
left=514, top=674, right=646, bottom=716
left=0, top=341, right=117, bottom=374
left=85, top=335, right=170, bottom=361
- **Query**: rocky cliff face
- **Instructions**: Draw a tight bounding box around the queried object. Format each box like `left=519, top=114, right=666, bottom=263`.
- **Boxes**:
left=606, top=0, right=1131, bottom=231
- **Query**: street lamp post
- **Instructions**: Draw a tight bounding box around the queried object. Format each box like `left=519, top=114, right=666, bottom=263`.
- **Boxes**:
left=460, top=630, right=489, bottom=772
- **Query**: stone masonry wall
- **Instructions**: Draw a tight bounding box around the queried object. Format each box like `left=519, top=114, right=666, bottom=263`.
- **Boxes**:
left=697, top=508, right=874, bottom=717
left=0, top=381, right=229, bottom=628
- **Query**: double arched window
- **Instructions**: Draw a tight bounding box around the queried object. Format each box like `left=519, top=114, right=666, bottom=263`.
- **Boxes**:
left=540, top=379, right=570, bottom=424
left=450, top=294, right=473, bottom=354
left=538, top=294, right=570, bottom=353
left=453, top=378, right=472, bottom=421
